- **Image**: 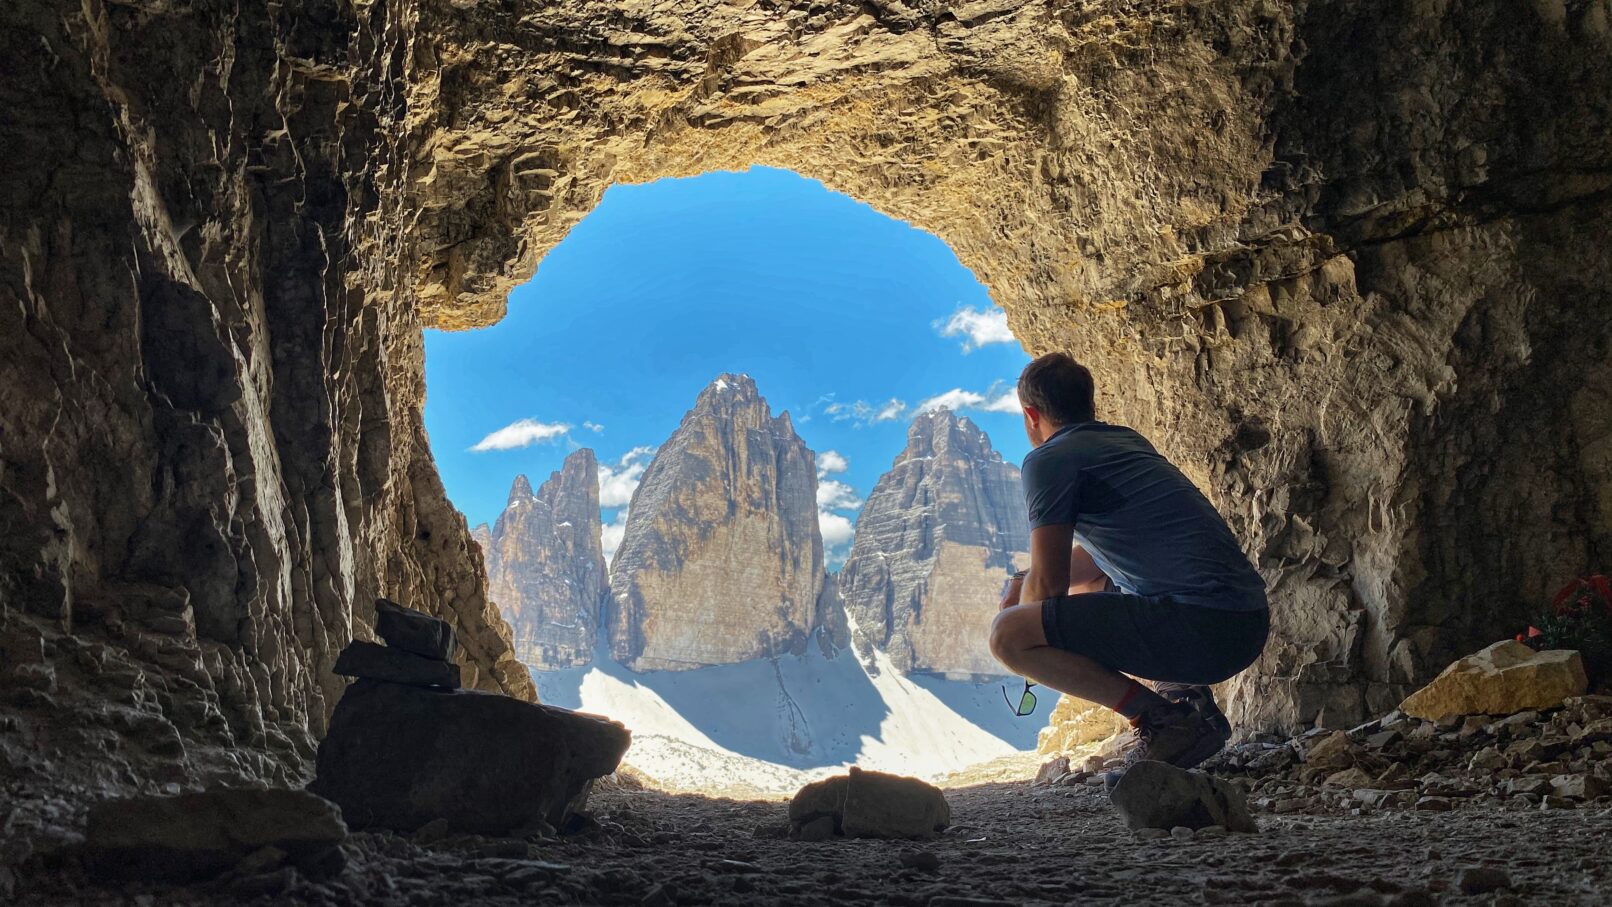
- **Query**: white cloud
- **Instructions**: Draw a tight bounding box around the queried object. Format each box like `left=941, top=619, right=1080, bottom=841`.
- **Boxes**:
left=469, top=419, right=571, bottom=452
left=935, top=305, right=1015, bottom=352
left=817, top=479, right=861, bottom=511
left=824, top=398, right=907, bottom=427
left=599, top=446, right=656, bottom=508
left=817, top=450, right=849, bottom=476
left=584, top=421, right=605, bottom=433
left=601, top=510, right=629, bottom=562
left=916, top=387, right=1021, bottom=416
left=818, top=510, right=856, bottom=552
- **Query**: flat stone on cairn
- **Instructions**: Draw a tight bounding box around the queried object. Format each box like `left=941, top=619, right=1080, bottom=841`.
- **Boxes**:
left=375, top=596, right=458, bottom=661
left=328, top=598, right=461, bottom=690
left=333, top=640, right=460, bottom=689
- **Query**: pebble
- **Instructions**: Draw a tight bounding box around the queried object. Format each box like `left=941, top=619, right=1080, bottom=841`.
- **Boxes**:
left=1457, top=866, right=1511, bottom=895
left=1169, top=826, right=1194, bottom=841
left=899, top=850, right=941, bottom=872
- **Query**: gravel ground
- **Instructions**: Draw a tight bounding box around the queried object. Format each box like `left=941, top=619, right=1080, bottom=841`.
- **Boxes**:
left=12, top=780, right=1612, bottom=905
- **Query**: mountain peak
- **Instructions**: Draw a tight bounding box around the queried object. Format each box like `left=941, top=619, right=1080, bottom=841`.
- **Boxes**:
left=902, top=408, right=999, bottom=463
left=507, top=474, right=535, bottom=504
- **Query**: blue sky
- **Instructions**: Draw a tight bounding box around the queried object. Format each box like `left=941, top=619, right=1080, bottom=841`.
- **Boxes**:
left=424, top=166, right=1031, bottom=566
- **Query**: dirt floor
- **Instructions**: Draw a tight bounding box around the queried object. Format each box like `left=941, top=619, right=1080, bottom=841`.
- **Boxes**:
left=13, top=778, right=1612, bottom=905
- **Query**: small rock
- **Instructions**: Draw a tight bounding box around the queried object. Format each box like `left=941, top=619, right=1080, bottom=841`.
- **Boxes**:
left=1456, top=866, right=1510, bottom=895
left=1169, top=826, right=1194, bottom=840
left=85, top=788, right=347, bottom=882
left=789, top=767, right=950, bottom=840
left=373, top=597, right=458, bottom=661
left=1109, top=761, right=1256, bottom=832
left=1413, top=796, right=1452, bottom=811
left=797, top=816, right=835, bottom=842
left=1549, top=773, right=1607, bottom=800
left=899, top=850, right=941, bottom=872
left=1034, top=756, right=1070, bottom=785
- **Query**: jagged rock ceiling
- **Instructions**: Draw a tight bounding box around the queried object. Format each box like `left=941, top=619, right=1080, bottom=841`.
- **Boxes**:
left=2, top=0, right=1610, bottom=792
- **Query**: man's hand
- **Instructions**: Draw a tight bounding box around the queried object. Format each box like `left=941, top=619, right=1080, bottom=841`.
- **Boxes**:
left=999, top=571, right=1026, bottom=611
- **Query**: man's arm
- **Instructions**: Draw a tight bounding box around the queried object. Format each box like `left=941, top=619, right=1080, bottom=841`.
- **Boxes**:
left=1022, top=523, right=1075, bottom=604
left=1068, top=544, right=1108, bottom=594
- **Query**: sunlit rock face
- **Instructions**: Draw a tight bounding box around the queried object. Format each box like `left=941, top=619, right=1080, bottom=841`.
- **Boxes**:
left=608, top=376, right=826, bottom=671
left=841, top=410, right=1030, bottom=679
left=2, top=0, right=1610, bottom=802
left=481, top=455, right=610, bottom=671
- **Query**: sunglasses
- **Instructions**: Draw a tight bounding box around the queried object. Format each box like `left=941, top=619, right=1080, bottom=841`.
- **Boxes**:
left=1001, top=679, right=1038, bottom=716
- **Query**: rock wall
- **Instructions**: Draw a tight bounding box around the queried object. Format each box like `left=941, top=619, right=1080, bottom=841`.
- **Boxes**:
left=0, top=0, right=532, bottom=790
left=480, top=455, right=610, bottom=670
left=608, top=376, right=825, bottom=671
left=840, top=410, right=1030, bottom=679
left=1, top=0, right=1608, bottom=800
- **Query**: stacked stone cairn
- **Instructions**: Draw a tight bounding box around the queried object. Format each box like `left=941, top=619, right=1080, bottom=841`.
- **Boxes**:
left=310, top=598, right=631, bottom=837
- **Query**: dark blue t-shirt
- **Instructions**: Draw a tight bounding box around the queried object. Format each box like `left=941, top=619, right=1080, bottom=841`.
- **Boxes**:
left=1022, top=422, right=1267, bottom=611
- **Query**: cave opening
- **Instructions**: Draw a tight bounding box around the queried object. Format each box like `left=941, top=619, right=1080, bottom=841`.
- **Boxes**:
left=423, top=165, right=1049, bottom=793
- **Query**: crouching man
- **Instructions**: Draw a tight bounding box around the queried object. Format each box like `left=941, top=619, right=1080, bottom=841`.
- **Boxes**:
left=990, top=353, right=1269, bottom=775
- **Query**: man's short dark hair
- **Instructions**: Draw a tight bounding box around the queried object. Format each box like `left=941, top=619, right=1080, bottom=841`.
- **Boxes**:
left=1017, top=353, right=1096, bottom=425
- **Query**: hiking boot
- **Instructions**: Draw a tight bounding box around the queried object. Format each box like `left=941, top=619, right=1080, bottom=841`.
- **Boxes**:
left=1160, top=684, right=1232, bottom=739
left=1103, top=700, right=1229, bottom=791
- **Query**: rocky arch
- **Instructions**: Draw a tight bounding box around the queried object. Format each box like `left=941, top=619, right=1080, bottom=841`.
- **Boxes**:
left=2, top=0, right=1609, bottom=785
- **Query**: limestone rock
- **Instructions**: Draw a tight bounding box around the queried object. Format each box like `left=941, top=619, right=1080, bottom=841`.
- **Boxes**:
left=481, top=453, right=610, bottom=670
left=1108, top=761, right=1256, bottom=833
left=1037, top=694, right=1131, bottom=756
left=1399, top=642, right=1589, bottom=720
left=85, top=788, right=347, bottom=882
left=332, top=641, right=461, bottom=689
left=374, top=598, right=458, bottom=662
left=787, top=767, right=951, bottom=840
left=309, top=680, right=629, bottom=834
left=609, top=375, right=824, bottom=670
left=4, top=0, right=1612, bottom=800
left=840, top=410, right=1029, bottom=678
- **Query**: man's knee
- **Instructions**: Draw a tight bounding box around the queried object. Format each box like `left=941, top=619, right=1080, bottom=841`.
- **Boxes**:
left=989, top=605, right=1042, bottom=667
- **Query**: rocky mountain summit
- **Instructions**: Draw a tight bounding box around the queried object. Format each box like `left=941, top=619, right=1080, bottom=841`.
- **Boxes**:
left=840, top=409, right=1029, bottom=679
left=478, top=453, right=610, bottom=670
left=608, top=375, right=829, bottom=671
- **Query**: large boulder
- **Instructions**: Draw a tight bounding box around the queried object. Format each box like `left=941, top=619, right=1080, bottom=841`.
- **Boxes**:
left=787, top=767, right=950, bottom=839
left=309, top=680, right=629, bottom=835
left=374, top=597, right=458, bottom=661
left=1109, top=761, right=1256, bottom=833
left=85, top=788, right=347, bottom=882
left=333, top=640, right=460, bottom=688
left=1399, top=641, right=1588, bottom=721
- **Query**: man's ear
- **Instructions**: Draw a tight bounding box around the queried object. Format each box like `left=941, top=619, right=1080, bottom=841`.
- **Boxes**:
left=1022, top=405, right=1041, bottom=426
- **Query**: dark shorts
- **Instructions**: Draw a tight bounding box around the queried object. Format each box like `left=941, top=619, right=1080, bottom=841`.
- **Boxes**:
left=1039, top=591, right=1269, bottom=686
